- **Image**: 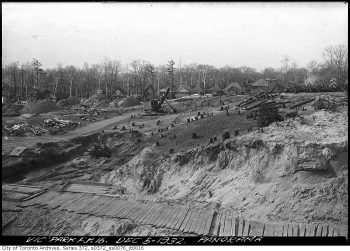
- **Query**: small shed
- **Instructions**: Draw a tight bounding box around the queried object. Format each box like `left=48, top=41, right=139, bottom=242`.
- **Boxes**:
left=224, top=82, right=242, bottom=94
left=144, top=85, right=156, bottom=101
left=207, top=85, right=224, bottom=96
left=159, top=88, right=168, bottom=96
left=114, top=87, right=127, bottom=98
left=190, top=86, right=204, bottom=95
left=175, top=85, right=189, bottom=98
left=250, top=79, right=269, bottom=88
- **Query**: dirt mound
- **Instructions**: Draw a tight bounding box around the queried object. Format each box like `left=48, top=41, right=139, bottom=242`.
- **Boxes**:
left=57, top=97, right=80, bottom=107
left=91, top=100, right=110, bottom=109
left=83, top=94, right=106, bottom=107
left=2, top=103, right=24, bottom=116
left=103, top=147, right=164, bottom=194
left=108, top=99, right=121, bottom=108
left=19, top=100, right=60, bottom=114
left=118, top=97, right=140, bottom=107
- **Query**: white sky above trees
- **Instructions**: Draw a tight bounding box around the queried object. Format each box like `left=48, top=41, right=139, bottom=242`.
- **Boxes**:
left=2, top=2, right=348, bottom=71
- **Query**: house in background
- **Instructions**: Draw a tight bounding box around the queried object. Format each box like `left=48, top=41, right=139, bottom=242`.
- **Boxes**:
left=175, top=85, right=189, bottom=98
left=128, top=86, right=143, bottom=97
left=159, top=88, right=168, bottom=97
left=113, top=87, right=127, bottom=98
left=249, top=79, right=269, bottom=90
left=224, top=82, right=242, bottom=95
left=143, top=85, right=156, bottom=101
left=190, top=85, right=204, bottom=95
left=207, top=85, right=224, bottom=96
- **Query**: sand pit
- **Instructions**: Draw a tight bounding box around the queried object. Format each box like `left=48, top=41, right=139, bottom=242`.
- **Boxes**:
left=19, top=100, right=60, bottom=114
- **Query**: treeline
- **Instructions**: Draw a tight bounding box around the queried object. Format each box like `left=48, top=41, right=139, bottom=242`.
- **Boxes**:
left=2, top=44, right=348, bottom=101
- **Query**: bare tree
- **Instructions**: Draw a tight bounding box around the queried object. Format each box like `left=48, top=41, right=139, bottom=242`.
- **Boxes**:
left=306, top=60, right=319, bottom=75
left=323, top=44, right=348, bottom=85
left=281, top=55, right=292, bottom=86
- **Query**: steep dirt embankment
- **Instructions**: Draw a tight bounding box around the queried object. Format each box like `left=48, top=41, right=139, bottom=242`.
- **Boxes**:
left=102, top=108, right=348, bottom=226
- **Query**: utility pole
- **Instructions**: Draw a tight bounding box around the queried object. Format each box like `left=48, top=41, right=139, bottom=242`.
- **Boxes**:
left=167, top=59, right=175, bottom=98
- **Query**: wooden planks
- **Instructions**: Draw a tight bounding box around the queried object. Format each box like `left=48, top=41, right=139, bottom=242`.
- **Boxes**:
left=203, top=210, right=215, bottom=236
left=60, top=193, right=90, bottom=210
left=230, top=216, right=238, bottom=236
left=249, top=221, right=264, bottom=236
left=211, top=213, right=221, bottom=236
left=45, top=193, right=75, bottom=209
left=179, top=208, right=195, bottom=232
left=223, top=211, right=232, bottom=236
left=173, top=206, right=190, bottom=230
left=9, top=146, right=27, bottom=156
left=305, top=224, right=316, bottom=237
left=321, top=225, right=328, bottom=237
left=75, top=195, right=101, bottom=213
left=21, top=189, right=345, bottom=238
left=139, top=204, right=158, bottom=224
left=273, top=224, right=283, bottom=237
left=196, top=209, right=210, bottom=235
left=299, top=224, right=306, bottom=237
left=218, top=212, right=226, bottom=236
left=189, top=208, right=204, bottom=234
left=237, top=218, right=245, bottom=236
left=165, top=205, right=182, bottom=230
left=20, top=191, right=56, bottom=207
left=263, top=224, right=274, bottom=236
left=242, top=220, right=250, bottom=236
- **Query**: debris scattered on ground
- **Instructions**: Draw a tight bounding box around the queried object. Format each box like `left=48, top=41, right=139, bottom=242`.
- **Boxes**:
left=3, top=123, right=48, bottom=136
left=43, top=117, right=83, bottom=129
left=83, top=94, right=107, bottom=107
left=313, top=96, right=338, bottom=112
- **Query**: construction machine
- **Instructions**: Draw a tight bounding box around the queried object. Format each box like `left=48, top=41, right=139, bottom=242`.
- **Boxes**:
left=143, top=87, right=177, bottom=115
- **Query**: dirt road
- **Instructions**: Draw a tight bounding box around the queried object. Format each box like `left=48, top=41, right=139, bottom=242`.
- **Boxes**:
left=2, top=111, right=139, bottom=153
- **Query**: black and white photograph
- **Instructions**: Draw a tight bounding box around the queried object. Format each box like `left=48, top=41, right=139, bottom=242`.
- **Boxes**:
left=1, top=2, right=348, bottom=244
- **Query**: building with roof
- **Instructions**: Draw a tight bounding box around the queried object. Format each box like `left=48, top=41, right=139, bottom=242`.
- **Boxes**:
left=113, top=87, right=127, bottom=98
left=189, top=86, right=204, bottom=95
left=175, top=85, right=189, bottom=98
left=207, top=85, right=224, bottom=96
left=224, top=82, right=242, bottom=94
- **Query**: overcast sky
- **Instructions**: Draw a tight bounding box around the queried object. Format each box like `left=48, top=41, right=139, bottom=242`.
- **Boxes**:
left=2, top=2, right=348, bottom=71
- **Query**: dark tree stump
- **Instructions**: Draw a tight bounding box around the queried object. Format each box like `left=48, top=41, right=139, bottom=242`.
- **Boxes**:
left=222, top=131, right=230, bottom=141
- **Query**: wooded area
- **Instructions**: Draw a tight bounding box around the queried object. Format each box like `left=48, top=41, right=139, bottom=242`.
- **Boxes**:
left=2, top=44, right=348, bottom=101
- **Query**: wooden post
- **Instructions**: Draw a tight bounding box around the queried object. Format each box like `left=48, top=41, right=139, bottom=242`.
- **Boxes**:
left=222, top=131, right=230, bottom=141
